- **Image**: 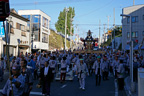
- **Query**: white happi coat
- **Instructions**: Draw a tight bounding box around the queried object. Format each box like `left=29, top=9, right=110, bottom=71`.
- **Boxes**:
left=76, top=62, right=88, bottom=79
left=61, top=59, right=67, bottom=73
left=112, top=60, right=119, bottom=70
left=117, top=63, right=125, bottom=78
left=49, top=60, right=57, bottom=73
left=102, top=61, right=109, bottom=72
left=93, top=61, right=103, bottom=76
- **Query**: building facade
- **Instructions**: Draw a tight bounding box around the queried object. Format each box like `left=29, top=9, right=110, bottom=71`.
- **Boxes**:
left=0, top=9, right=30, bottom=58
left=122, top=5, right=144, bottom=51
left=18, top=10, right=51, bottom=52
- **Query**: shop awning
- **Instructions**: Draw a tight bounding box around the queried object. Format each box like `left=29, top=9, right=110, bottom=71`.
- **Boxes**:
left=133, top=44, right=139, bottom=50
left=125, top=45, right=130, bottom=50
left=18, top=45, right=29, bottom=49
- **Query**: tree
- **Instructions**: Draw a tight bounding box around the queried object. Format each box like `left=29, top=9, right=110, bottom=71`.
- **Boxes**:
left=55, top=7, right=75, bottom=36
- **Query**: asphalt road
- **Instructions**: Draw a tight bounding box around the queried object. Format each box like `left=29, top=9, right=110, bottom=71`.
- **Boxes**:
left=0, top=72, right=117, bottom=96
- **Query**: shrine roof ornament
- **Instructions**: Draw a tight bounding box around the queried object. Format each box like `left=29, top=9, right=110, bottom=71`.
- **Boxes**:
left=87, top=30, right=93, bottom=36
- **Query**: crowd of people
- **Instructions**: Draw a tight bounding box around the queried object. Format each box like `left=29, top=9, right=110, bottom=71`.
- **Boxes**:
left=0, top=49, right=144, bottom=96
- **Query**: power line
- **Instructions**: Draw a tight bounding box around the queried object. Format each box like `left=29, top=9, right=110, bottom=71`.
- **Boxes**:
left=11, top=0, right=93, bottom=6
left=76, top=0, right=115, bottom=18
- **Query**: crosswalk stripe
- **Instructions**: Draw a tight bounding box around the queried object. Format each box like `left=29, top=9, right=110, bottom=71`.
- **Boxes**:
left=61, top=84, right=67, bottom=88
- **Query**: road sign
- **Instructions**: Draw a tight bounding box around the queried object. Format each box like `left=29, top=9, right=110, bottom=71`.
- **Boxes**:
left=0, top=21, right=5, bottom=37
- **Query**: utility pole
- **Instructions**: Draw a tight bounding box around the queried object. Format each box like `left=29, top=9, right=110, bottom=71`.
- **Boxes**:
left=75, top=25, right=77, bottom=46
left=99, top=20, right=101, bottom=48
left=29, top=14, right=32, bottom=53
left=70, top=11, right=73, bottom=49
left=103, top=24, right=106, bottom=43
left=107, top=16, right=112, bottom=48
left=113, top=8, right=115, bottom=49
left=65, top=7, right=69, bottom=50
left=133, top=0, right=135, bottom=6
left=78, top=27, right=79, bottom=44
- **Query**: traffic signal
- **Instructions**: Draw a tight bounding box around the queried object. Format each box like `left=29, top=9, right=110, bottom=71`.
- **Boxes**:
left=0, top=0, right=10, bottom=21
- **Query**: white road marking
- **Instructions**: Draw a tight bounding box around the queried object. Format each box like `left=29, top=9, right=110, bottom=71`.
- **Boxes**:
left=115, top=80, right=118, bottom=96
left=61, top=84, right=67, bottom=88
left=0, top=90, right=42, bottom=95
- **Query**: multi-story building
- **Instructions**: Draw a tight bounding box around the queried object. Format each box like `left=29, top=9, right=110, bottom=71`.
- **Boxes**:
left=121, top=5, right=144, bottom=51
left=101, top=32, right=109, bottom=43
left=0, top=9, right=30, bottom=58
left=18, top=10, right=51, bottom=52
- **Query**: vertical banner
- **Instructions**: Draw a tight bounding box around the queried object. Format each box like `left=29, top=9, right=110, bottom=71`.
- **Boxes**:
left=0, top=21, right=5, bottom=37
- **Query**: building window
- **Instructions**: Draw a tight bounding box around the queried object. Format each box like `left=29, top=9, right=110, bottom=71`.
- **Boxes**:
left=16, top=23, right=21, bottom=30
left=132, top=32, right=138, bottom=38
left=22, top=15, right=30, bottom=20
left=32, top=15, right=41, bottom=23
left=42, top=33, right=48, bottom=43
left=132, top=16, right=138, bottom=22
left=127, top=16, right=138, bottom=23
left=127, top=17, right=130, bottom=23
left=42, top=17, right=48, bottom=28
left=127, top=32, right=130, bottom=38
left=9, top=21, right=14, bottom=34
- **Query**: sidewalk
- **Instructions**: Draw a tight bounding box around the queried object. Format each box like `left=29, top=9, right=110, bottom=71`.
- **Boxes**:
left=124, top=76, right=138, bottom=96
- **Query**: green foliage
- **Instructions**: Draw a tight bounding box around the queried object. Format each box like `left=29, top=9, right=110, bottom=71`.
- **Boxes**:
left=101, top=26, right=122, bottom=47
left=55, top=7, right=75, bottom=36
left=49, top=29, right=70, bottom=50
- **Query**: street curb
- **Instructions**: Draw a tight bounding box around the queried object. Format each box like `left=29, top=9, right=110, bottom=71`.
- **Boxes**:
left=124, top=76, right=133, bottom=96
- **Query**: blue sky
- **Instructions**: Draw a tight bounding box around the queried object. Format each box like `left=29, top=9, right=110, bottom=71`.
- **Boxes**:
left=10, top=0, right=144, bottom=39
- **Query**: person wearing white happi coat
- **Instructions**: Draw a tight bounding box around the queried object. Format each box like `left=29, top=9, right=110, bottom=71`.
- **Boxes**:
left=112, top=56, right=119, bottom=78
left=60, top=57, right=68, bottom=82
left=49, top=56, right=57, bottom=80
left=76, top=58, right=88, bottom=90
left=102, top=56, right=109, bottom=80
left=39, top=56, right=46, bottom=69
left=93, top=56, right=102, bottom=86
left=117, top=59, right=125, bottom=90
left=72, top=55, right=78, bottom=75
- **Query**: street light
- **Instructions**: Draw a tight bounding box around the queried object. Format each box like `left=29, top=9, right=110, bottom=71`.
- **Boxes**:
left=120, top=14, right=134, bottom=92
left=65, top=7, right=69, bottom=50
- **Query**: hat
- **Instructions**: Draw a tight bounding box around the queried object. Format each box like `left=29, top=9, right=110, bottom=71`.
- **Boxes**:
left=97, top=56, right=101, bottom=59
left=80, top=59, right=83, bottom=61
left=12, top=65, right=21, bottom=70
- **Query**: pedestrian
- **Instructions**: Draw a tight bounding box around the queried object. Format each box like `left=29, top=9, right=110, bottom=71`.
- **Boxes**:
left=27, top=56, right=36, bottom=78
left=49, top=56, right=57, bottom=81
left=21, top=59, right=33, bottom=96
left=93, top=56, right=102, bottom=86
left=76, top=57, right=88, bottom=90
left=1, top=65, right=25, bottom=96
left=102, top=56, right=109, bottom=80
left=112, top=56, right=119, bottom=79
left=0, top=58, right=4, bottom=82
left=117, top=59, right=125, bottom=90
left=40, top=61, right=53, bottom=96
left=60, top=56, right=67, bottom=83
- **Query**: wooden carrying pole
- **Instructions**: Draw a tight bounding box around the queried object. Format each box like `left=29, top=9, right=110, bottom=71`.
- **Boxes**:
left=3, top=21, right=13, bottom=96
